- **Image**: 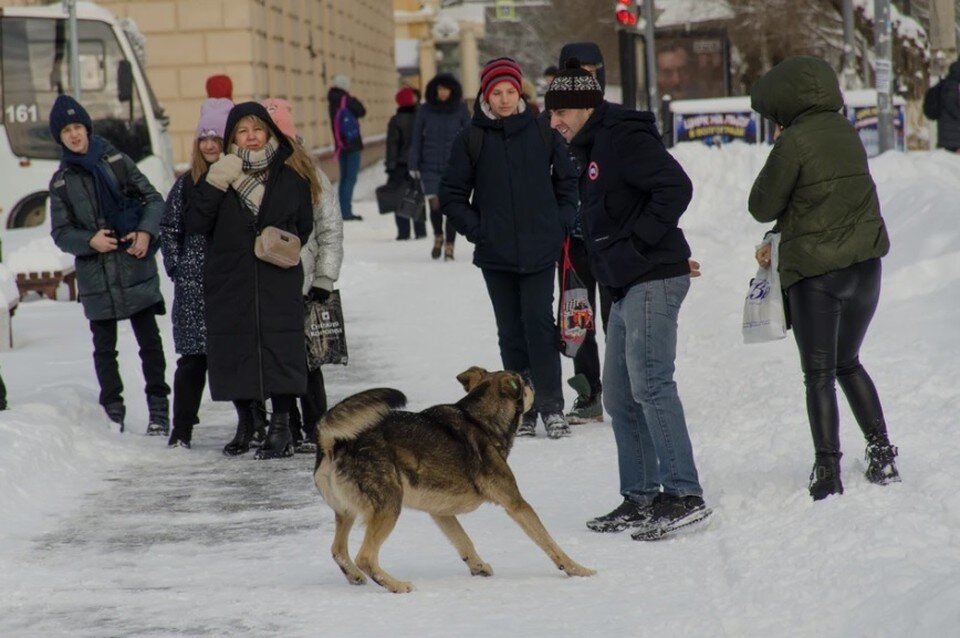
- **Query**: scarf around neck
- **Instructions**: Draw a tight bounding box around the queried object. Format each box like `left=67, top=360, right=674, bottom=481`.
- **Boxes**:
left=60, top=135, right=132, bottom=233
left=228, top=136, right=279, bottom=216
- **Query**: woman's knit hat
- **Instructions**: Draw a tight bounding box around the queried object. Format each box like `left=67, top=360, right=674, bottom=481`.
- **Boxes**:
left=196, top=98, right=233, bottom=139
left=205, top=74, right=233, bottom=100
left=261, top=97, right=298, bottom=139
left=480, top=57, right=523, bottom=103
left=395, top=86, right=417, bottom=108
left=49, top=94, right=92, bottom=145
left=544, top=58, right=603, bottom=111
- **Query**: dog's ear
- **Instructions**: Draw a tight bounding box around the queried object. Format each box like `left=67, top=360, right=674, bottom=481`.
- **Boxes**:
left=498, top=373, right=523, bottom=400
left=456, top=366, right=488, bottom=393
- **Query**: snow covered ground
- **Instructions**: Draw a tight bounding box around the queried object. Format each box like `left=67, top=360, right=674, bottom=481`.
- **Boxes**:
left=0, top=145, right=958, bottom=637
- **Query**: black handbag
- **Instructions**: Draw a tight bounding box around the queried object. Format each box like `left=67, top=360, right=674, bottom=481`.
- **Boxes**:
left=376, top=178, right=404, bottom=214
left=395, top=177, right=426, bottom=222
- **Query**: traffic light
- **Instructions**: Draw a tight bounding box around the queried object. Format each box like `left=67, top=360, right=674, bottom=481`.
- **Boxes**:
left=615, top=1, right=637, bottom=27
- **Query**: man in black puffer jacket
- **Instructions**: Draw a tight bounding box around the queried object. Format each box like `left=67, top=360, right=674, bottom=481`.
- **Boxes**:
left=545, top=62, right=710, bottom=541
left=923, top=59, right=960, bottom=152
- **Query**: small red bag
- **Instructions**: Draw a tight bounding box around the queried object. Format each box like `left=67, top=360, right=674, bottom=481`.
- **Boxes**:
left=557, top=237, right=594, bottom=358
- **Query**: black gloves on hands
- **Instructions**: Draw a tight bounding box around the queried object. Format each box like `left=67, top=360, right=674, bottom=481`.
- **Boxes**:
left=306, top=287, right=331, bottom=303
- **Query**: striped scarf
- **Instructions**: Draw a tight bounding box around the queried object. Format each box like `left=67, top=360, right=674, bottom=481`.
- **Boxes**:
left=229, top=136, right=279, bottom=216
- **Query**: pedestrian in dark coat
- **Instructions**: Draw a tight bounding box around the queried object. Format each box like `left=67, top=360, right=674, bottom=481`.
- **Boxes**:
left=328, top=75, right=366, bottom=221
left=923, top=59, right=960, bottom=152
left=548, top=62, right=710, bottom=540
left=386, top=86, right=425, bottom=239
left=440, top=57, right=579, bottom=438
left=409, top=73, right=470, bottom=259
left=48, top=95, right=169, bottom=435
left=160, top=97, right=233, bottom=448
left=186, top=101, right=314, bottom=460
left=749, top=56, right=898, bottom=500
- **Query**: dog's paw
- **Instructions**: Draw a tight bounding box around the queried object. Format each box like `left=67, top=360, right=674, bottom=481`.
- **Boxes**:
left=385, top=580, right=415, bottom=594
left=561, top=562, right=597, bottom=577
left=469, top=561, right=494, bottom=577
left=337, top=564, right=368, bottom=585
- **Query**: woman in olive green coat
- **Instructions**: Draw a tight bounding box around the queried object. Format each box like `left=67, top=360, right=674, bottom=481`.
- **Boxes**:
left=748, top=56, right=899, bottom=501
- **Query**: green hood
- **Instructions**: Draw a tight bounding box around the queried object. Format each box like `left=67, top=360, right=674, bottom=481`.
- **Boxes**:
left=750, top=56, right=844, bottom=127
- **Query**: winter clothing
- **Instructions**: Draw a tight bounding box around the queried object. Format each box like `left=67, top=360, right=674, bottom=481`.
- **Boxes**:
left=386, top=105, right=417, bottom=176
left=586, top=498, right=653, bottom=533
left=480, top=58, right=524, bottom=102
left=395, top=86, right=418, bottom=108
left=630, top=493, right=710, bottom=541
left=409, top=74, right=471, bottom=197
left=90, top=306, right=168, bottom=411
left=301, top=169, right=344, bottom=294
left=170, top=353, right=206, bottom=444
left=161, top=174, right=207, bottom=354
left=559, top=42, right=607, bottom=91
left=205, top=74, right=233, bottom=100
left=922, top=60, right=960, bottom=151
left=196, top=98, right=233, bottom=139
left=440, top=103, right=578, bottom=273
left=327, top=87, right=366, bottom=155
left=749, top=56, right=890, bottom=290
left=567, top=100, right=693, bottom=294
left=331, top=74, right=351, bottom=91
left=186, top=102, right=313, bottom=402
left=749, top=57, right=897, bottom=498
left=261, top=98, right=297, bottom=139
left=544, top=60, right=604, bottom=111
left=49, top=94, right=93, bottom=140
left=49, top=139, right=165, bottom=322
left=338, top=150, right=362, bottom=220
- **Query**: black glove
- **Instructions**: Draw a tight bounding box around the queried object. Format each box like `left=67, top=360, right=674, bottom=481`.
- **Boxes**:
left=307, top=287, right=331, bottom=303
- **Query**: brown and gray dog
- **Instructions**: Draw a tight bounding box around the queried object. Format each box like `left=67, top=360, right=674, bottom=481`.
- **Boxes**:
left=313, top=367, right=595, bottom=593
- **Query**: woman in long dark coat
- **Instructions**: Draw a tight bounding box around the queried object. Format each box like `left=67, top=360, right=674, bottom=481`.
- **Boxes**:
left=186, top=102, right=313, bottom=459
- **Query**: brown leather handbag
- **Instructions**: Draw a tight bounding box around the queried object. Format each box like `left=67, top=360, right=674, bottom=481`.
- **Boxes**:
left=254, top=226, right=301, bottom=268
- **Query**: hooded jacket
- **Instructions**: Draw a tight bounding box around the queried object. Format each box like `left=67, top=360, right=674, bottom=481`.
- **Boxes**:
left=439, top=102, right=579, bottom=274
left=186, top=102, right=314, bottom=401
left=327, top=87, right=366, bottom=154
left=49, top=137, right=165, bottom=321
left=568, top=101, right=692, bottom=293
left=408, top=74, right=471, bottom=195
left=922, top=60, right=960, bottom=150
left=749, top=56, right=889, bottom=290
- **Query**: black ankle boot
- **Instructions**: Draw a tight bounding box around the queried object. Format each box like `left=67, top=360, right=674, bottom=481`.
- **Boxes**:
left=255, top=412, right=294, bottom=460
left=223, top=403, right=254, bottom=456
left=809, top=453, right=843, bottom=501
left=865, top=431, right=901, bottom=485
left=249, top=401, right=268, bottom=448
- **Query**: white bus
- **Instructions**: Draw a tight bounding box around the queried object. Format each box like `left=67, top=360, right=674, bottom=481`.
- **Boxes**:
left=0, top=1, right=173, bottom=231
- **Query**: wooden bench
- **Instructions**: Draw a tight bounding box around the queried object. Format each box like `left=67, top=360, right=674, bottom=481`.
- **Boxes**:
left=15, top=269, right=77, bottom=301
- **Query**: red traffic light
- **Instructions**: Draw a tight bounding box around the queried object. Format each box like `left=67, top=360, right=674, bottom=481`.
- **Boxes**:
left=615, top=5, right=637, bottom=26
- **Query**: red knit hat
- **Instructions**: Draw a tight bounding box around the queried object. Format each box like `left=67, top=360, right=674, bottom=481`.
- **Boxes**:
left=480, top=57, right=523, bottom=103
left=395, top=86, right=417, bottom=107
left=205, top=74, right=233, bottom=100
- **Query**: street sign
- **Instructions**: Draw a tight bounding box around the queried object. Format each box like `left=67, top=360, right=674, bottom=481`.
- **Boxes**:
left=495, top=0, right=517, bottom=21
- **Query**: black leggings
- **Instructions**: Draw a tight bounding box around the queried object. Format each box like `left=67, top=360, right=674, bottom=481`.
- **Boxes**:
left=788, top=258, right=887, bottom=456
left=429, top=196, right=456, bottom=242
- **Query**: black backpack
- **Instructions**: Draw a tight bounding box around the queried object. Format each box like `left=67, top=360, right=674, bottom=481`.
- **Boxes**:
left=466, top=115, right=555, bottom=167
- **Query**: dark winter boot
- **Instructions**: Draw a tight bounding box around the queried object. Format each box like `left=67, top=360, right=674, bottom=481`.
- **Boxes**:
left=255, top=412, right=294, bottom=460
left=864, top=431, right=901, bottom=485
left=809, top=453, right=844, bottom=501
left=249, top=401, right=268, bottom=448
left=223, top=402, right=255, bottom=456
left=145, top=395, right=170, bottom=436
left=431, top=235, right=443, bottom=260
left=167, top=419, right=193, bottom=449
left=289, top=402, right=304, bottom=448
left=565, top=374, right=603, bottom=424
left=104, top=401, right=126, bottom=432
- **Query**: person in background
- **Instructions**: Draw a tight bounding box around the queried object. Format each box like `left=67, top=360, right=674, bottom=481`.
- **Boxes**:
left=386, top=86, right=425, bottom=240
left=328, top=74, right=366, bottom=221
left=48, top=95, right=169, bottom=435
left=0, top=367, right=6, bottom=410
left=262, top=97, right=344, bottom=454
left=922, top=58, right=960, bottom=153
left=160, top=98, right=233, bottom=449
left=186, top=102, right=313, bottom=460
left=205, top=74, right=233, bottom=101
left=749, top=56, right=899, bottom=500
left=542, top=65, right=559, bottom=93
left=547, top=60, right=709, bottom=540
left=409, top=73, right=470, bottom=261
left=440, top=57, right=579, bottom=438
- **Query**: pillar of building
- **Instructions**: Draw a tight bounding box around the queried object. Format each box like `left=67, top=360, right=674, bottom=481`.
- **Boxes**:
left=460, top=24, right=480, bottom=98
left=419, top=39, right=437, bottom=86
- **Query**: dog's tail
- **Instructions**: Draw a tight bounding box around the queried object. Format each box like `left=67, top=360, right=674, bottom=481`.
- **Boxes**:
left=319, top=388, right=407, bottom=449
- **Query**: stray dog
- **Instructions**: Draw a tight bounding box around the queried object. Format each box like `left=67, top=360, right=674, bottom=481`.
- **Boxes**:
left=313, top=367, right=595, bottom=593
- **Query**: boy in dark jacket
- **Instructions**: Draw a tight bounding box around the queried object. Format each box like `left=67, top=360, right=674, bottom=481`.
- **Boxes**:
left=546, top=62, right=710, bottom=540
left=386, top=86, right=425, bottom=239
left=48, top=95, right=169, bottom=434
left=922, top=59, right=960, bottom=152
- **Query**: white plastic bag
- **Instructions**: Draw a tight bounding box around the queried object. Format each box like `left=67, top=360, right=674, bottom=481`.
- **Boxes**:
left=742, top=233, right=787, bottom=344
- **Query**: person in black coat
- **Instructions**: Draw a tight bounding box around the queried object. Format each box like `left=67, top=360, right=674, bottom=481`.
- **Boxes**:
left=186, top=102, right=313, bottom=459
left=923, top=59, right=960, bottom=152
left=328, top=75, right=367, bottom=221
left=440, top=57, right=579, bottom=439
left=409, top=73, right=471, bottom=260
left=386, top=86, right=425, bottom=239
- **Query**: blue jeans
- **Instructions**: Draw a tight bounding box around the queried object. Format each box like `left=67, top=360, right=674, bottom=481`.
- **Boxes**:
left=338, top=150, right=362, bottom=219
left=602, top=275, right=702, bottom=503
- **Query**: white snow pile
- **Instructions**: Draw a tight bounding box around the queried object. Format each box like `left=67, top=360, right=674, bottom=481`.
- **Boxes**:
left=0, top=146, right=957, bottom=637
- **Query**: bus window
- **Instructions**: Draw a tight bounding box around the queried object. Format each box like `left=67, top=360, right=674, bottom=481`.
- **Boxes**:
left=0, top=17, right=151, bottom=162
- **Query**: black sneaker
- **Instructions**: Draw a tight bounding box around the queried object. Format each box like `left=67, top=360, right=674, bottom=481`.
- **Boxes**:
left=542, top=412, right=571, bottom=439
left=516, top=411, right=537, bottom=437
left=630, top=493, right=712, bottom=541
left=586, top=498, right=653, bottom=533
